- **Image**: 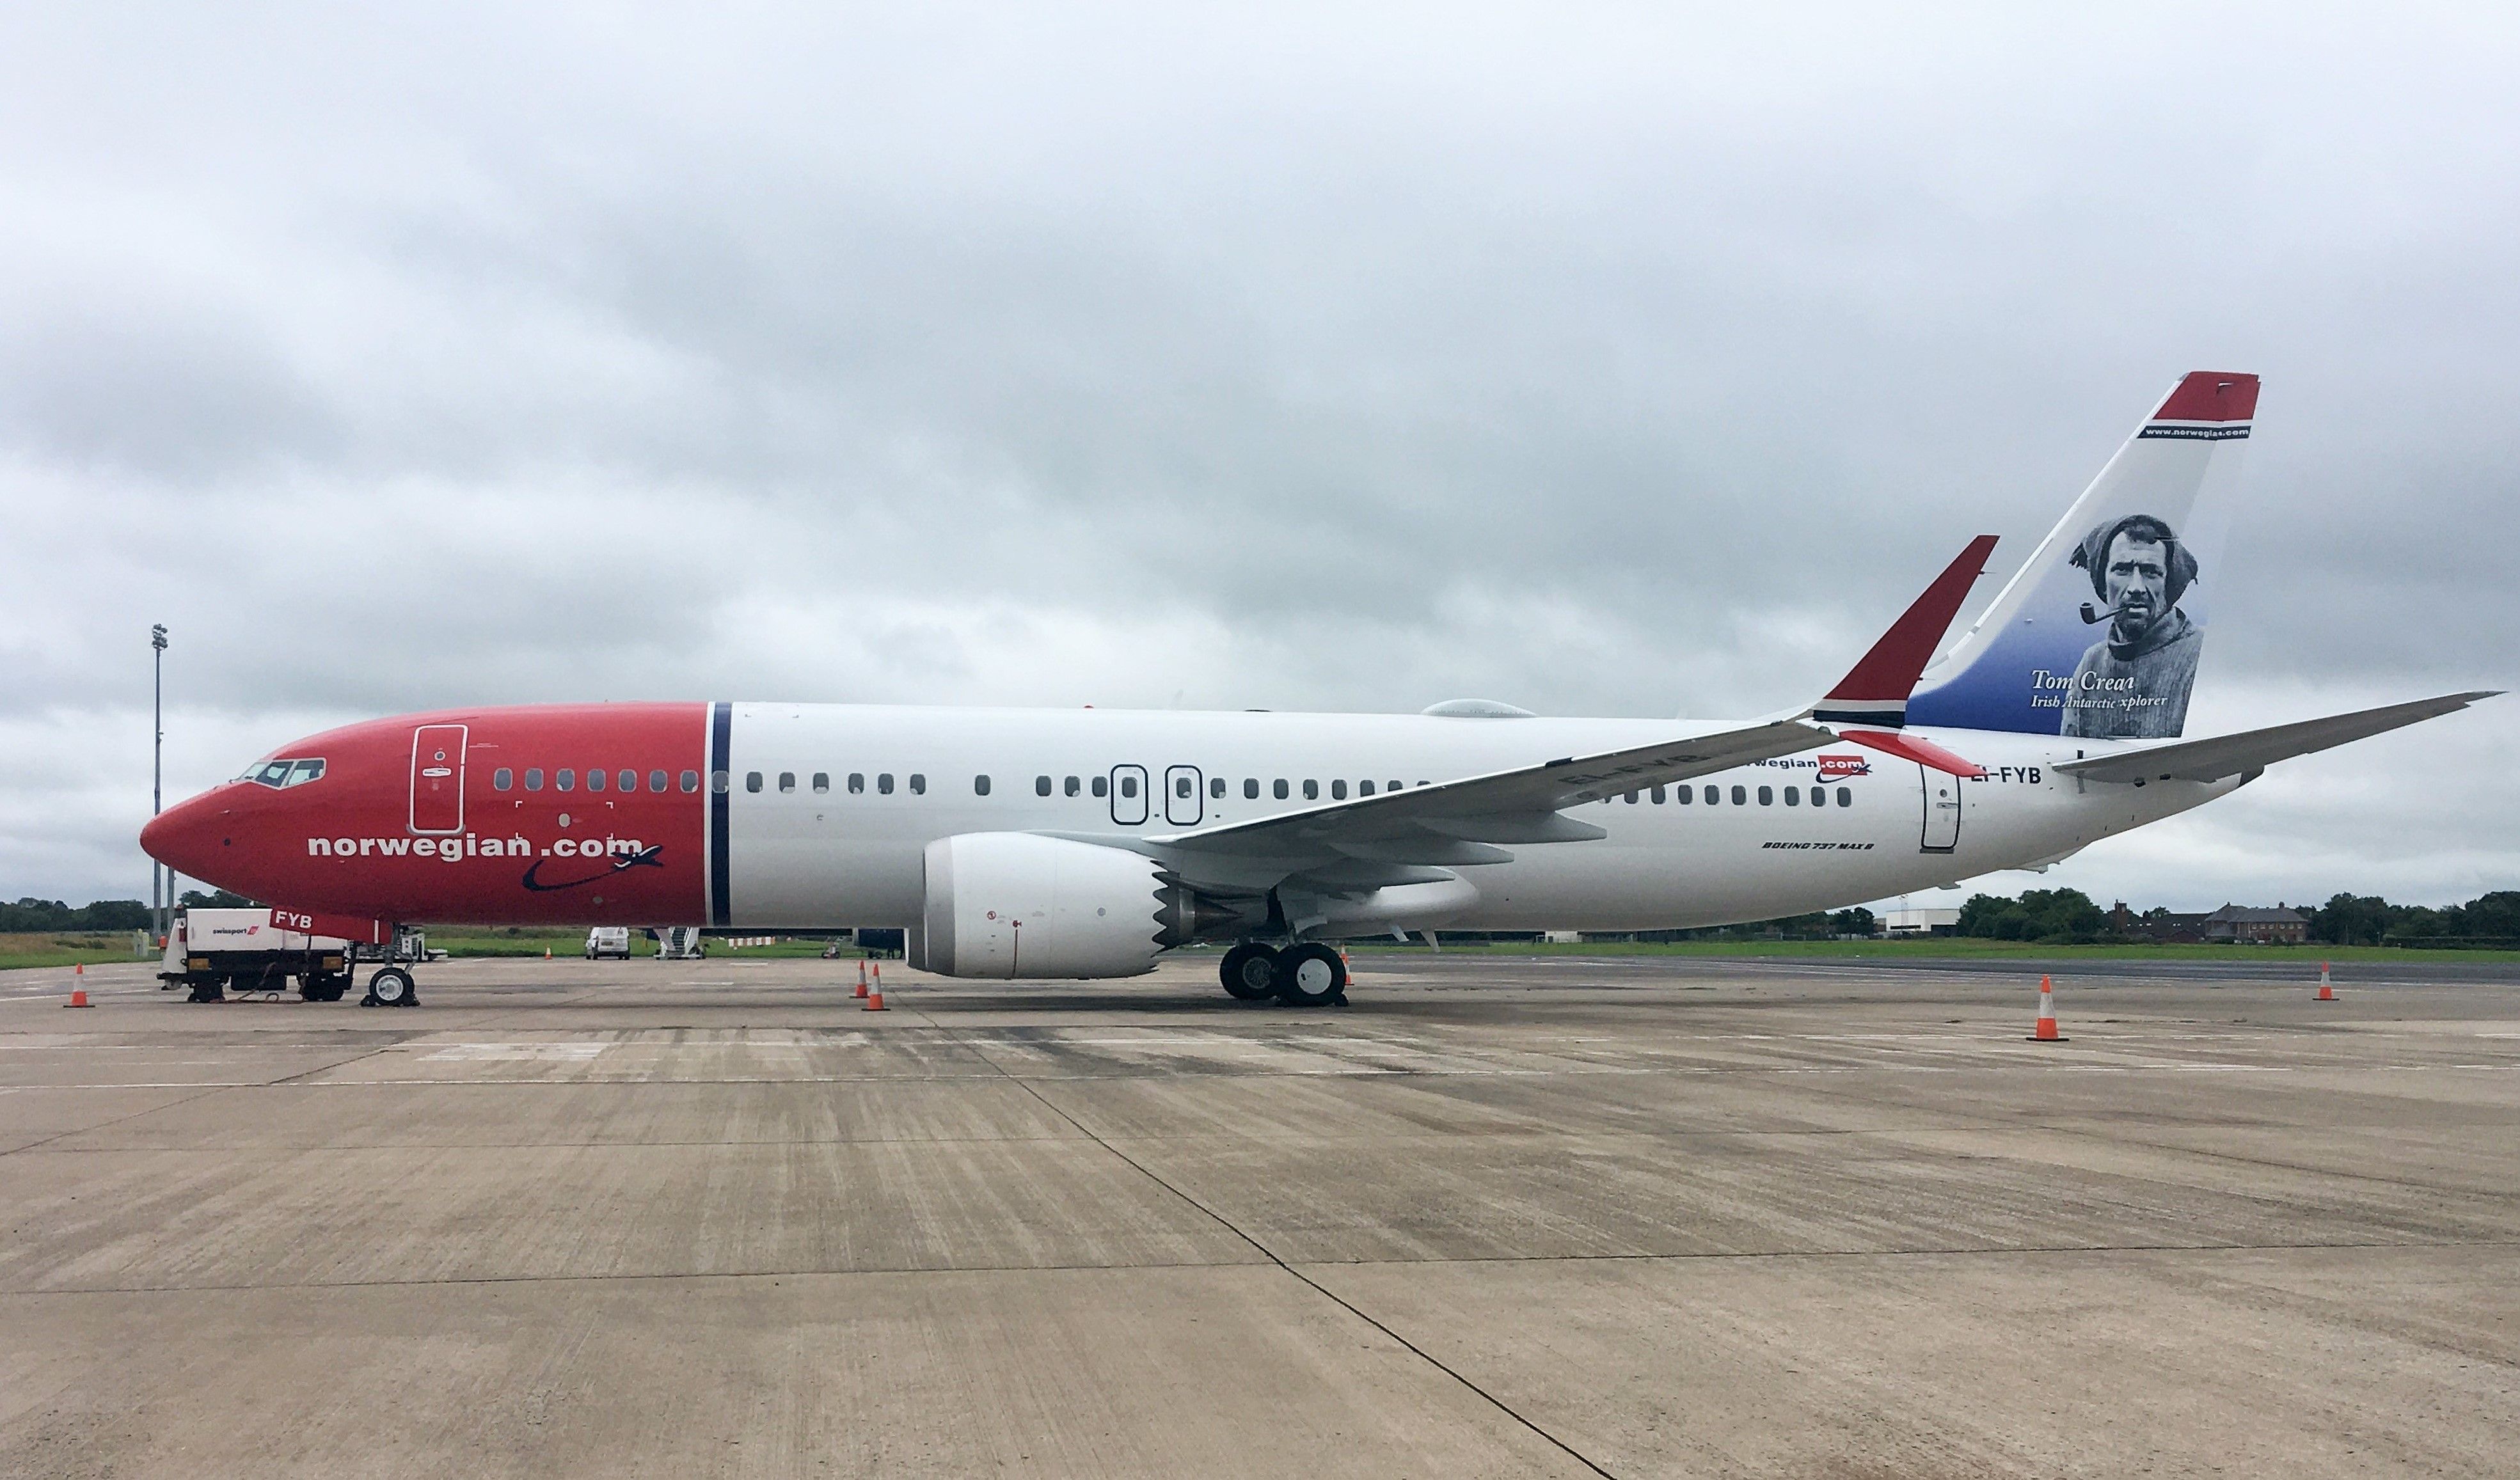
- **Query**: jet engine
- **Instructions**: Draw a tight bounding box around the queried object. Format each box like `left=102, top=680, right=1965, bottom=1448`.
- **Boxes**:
left=912, top=833, right=1251, bottom=979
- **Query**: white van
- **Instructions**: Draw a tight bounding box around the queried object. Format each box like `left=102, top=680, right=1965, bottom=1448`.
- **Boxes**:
left=584, top=926, right=633, bottom=960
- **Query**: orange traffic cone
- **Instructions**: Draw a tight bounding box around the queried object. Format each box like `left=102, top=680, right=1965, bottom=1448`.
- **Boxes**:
left=2315, top=961, right=2336, bottom=1001
left=864, top=961, right=887, bottom=1012
left=64, top=988, right=91, bottom=1008
left=854, top=959, right=869, bottom=1000
left=544, top=947, right=552, bottom=959
left=2027, top=974, right=2064, bottom=1041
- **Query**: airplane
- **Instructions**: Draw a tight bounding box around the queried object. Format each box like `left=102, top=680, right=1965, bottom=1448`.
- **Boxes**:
left=141, top=372, right=2495, bottom=1007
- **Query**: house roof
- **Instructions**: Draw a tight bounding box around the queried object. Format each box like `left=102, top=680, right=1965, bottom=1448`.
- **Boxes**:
left=2206, top=905, right=2307, bottom=924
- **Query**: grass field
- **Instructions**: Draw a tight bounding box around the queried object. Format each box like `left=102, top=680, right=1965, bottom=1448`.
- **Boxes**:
left=10, top=925, right=2514, bottom=975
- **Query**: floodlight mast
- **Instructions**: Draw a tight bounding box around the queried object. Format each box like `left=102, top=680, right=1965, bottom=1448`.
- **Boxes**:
left=152, top=624, right=168, bottom=943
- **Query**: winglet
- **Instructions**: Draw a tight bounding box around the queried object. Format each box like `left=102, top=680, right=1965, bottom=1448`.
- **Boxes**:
left=1811, top=535, right=2000, bottom=730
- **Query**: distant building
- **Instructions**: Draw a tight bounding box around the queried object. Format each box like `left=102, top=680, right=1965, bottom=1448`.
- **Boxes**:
left=1876, top=907, right=1960, bottom=936
left=2107, top=901, right=2307, bottom=945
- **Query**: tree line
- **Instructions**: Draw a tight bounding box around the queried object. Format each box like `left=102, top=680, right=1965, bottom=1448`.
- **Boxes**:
left=2, top=890, right=255, bottom=933
left=1956, top=888, right=2520, bottom=947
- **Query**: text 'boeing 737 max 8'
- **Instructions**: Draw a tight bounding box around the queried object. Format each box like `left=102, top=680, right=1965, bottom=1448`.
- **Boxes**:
left=142, top=372, right=2497, bottom=1006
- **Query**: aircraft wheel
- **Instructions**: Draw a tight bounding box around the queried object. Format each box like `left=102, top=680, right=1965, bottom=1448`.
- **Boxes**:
left=364, top=967, right=417, bottom=1008
left=1274, top=943, right=1347, bottom=1007
left=1220, top=943, right=1280, bottom=1001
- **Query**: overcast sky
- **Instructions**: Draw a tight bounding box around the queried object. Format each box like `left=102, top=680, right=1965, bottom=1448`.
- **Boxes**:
left=4, top=3, right=2514, bottom=914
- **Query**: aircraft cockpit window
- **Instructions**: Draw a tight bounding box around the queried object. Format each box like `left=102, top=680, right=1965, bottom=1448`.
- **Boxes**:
left=247, top=758, right=327, bottom=788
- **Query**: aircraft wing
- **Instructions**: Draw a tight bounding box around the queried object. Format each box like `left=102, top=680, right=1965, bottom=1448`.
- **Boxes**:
left=2053, top=691, right=2500, bottom=785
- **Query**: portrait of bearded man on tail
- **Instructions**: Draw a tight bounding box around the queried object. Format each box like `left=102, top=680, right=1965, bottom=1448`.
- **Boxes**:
left=2062, top=513, right=2203, bottom=739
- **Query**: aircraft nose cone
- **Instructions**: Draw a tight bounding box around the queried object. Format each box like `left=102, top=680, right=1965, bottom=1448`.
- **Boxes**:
left=141, top=791, right=232, bottom=884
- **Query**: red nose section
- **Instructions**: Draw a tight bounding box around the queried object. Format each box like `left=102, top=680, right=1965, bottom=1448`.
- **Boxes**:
left=139, top=789, right=241, bottom=893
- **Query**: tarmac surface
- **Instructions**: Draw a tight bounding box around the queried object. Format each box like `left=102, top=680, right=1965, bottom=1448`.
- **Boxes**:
left=3, top=950, right=2516, bottom=1477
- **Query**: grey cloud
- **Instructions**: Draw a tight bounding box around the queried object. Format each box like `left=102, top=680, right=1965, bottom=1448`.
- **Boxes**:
left=4, top=3, right=2517, bottom=907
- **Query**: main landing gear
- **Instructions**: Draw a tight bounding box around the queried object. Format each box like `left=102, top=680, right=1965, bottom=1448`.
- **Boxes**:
left=361, top=966, right=420, bottom=1009
left=1217, top=942, right=1348, bottom=1007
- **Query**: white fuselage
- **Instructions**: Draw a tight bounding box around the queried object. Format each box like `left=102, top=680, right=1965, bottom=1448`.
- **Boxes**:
left=716, top=704, right=2234, bottom=931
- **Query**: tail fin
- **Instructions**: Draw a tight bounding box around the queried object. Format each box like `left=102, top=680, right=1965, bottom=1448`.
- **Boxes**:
left=1904, top=372, right=2256, bottom=739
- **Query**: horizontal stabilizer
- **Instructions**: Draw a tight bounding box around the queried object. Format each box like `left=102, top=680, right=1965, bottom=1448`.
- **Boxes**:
left=1838, top=728, right=1988, bottom=779
left=2054, top=691, right=2499, bottom=784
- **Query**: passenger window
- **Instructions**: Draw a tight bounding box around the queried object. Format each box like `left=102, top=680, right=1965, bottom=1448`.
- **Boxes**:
left=1651, top=785, right=1665, bottom=804
left=652, top=770, right=669, bottom=793
left=1036, top=775, right=1052, bottom=796
left=849, top=773, right=864, bottom=794
left=910, top=774, right=926, bottom=794
left=778, top=772, right=795, bottom=792
left=495, top=768, right=514, bottom=791
left=1730, top=785, right=1745, bottom=805
left=1274, top=780, right=1289, bottom=799
left=587, top=769, right=606, bottom=792
left=1120, top=775, right=1137, bottom=798
left=557, top=768, right=576, bottom=792
left=812, top=773, right=829, bottom=794
left=684, top=770, right=702, bottom=792
left=620, top=769, right=637, bottom=792
left=1093, top=776, right=1108, bottom=798
left=527, top=768, right=545, bottom=792
left=709, top=771, right=727, bottom=793
left=1331, top=780, right=1347, bottom=800
left=1065, top=776, right=1081, bottom=796
left=1757, top=785, right=1773, bottom=806
left=745, top=772, right=763, bottom=793
left=1210, top=777, right=1226, bottom=798
left=1244, top=778, right=1259, bottom=799
left=1359, top=780, right=1375, bottom=796
left=1676, top=785, right=1691, bottom=804
left=1303, top=780, right=1319, bottom=800
left=878, top=773, right=894, bottom=795
left=974, top=775, right=991, bottom=796
left=1784, top=786, right=1799, bottom=806
left=1624, top=791, right=1638, bottom=804
left=1390, top=780, right=1403, bottom=793
left=1177, top=776, right=1193, bottom=799
left=1837, top=786, right=1852, bottom=807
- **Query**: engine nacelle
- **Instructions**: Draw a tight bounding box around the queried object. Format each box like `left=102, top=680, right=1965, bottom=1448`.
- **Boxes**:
left=915, top=833, right=1185, bottom=979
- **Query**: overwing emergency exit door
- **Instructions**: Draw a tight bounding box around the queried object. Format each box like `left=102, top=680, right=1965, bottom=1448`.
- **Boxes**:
left=409, top=724, right=468, bottom=835
left=1164, top=766, right=1203, bottom=826
left=1919, top=765, right=1960, bottom=852
left=1109, top=764, right=1148, bottom=826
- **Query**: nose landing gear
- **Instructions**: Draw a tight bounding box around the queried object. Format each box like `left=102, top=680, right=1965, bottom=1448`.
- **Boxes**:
left=361, top=966, right=420, bottom=1008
